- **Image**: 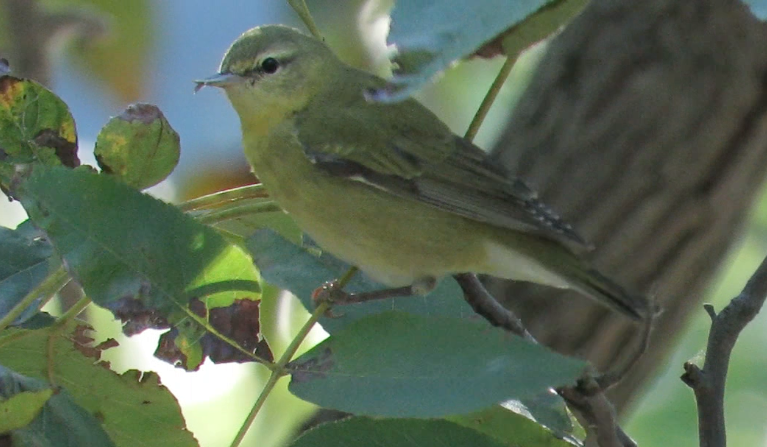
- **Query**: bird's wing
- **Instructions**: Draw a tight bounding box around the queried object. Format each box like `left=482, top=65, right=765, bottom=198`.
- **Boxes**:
left=295, top=94, right=590, bottom=250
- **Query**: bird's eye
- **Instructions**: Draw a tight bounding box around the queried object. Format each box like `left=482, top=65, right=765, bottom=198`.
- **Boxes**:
left=260, top=57, right=280, bottom=74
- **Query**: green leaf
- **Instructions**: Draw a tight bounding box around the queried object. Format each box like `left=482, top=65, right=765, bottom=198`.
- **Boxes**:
left=246, top=229, right=474, bottom=334
left=0, top=225, right=55, bottom=326
left=0, top=75, right=78, bottom=194
left=448, top=400, right=581, bottom=446
left=288, top=312, right=587, bottom=417
left=95, top=103, right=180, bottom=190
left=0, top=388, right=54, bottom=433
left=291, top=417, right=507, bottom=447
left=17, top=166, right=270, bottom=370
left=374, top=0, right=585, bottom=101
left=0, top=323, right=195, bottom=446
left=0, top=364, right=115, bottom=446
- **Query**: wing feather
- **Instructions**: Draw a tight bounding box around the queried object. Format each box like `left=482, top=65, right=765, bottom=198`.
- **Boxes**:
left=295, top=79, right=589, bottom=249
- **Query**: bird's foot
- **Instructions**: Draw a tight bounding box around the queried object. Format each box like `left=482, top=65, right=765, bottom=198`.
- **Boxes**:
left=311, top=280, right=348, bottom=317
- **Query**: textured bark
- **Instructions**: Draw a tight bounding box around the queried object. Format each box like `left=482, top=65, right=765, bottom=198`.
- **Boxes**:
left=487, top=0, right=767, bottom=413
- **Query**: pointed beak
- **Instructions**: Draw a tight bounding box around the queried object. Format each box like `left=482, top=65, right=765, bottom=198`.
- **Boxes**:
left=194, top=73, right=242, bottom=92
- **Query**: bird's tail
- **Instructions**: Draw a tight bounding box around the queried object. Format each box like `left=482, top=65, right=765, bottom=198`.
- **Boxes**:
left=566, top=264, right=652, bottom=321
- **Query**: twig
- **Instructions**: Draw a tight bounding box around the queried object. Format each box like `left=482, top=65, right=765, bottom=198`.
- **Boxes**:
left=681, top=254, right=767, bottom=447
left=0, top=266, right=69, bottom=333
left=597, top=308, right=656, bottom=390
left=559, top=378, right=636, bottom=447
left=177, top=184, right=268, bottom=213
left=229, top=301, right=330, bottom=447
left=464, top=56, right=516, bottom=142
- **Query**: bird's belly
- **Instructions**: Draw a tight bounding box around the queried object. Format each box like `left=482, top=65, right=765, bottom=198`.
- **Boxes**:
left=248, top=141, right=569, bottom=290
left=261, top=168, right=487, bottom=287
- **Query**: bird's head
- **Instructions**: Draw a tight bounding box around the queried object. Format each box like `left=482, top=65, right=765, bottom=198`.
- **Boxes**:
left=196, top=25, right=339, bottom=125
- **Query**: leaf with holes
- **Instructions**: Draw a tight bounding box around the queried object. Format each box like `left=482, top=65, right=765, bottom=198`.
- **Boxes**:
left=17, top=166, right=270, bottom=370
left=0, top=74, right=78, bottom=194
left=0, top=323, right=196, bottom=446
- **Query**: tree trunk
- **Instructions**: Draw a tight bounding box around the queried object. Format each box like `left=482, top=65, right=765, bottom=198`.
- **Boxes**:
left=487, top=0, right=767, bottom=413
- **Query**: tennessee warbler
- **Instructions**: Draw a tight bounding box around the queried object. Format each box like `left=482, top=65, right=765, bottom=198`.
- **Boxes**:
left=196, top=25, right=649, bottom=321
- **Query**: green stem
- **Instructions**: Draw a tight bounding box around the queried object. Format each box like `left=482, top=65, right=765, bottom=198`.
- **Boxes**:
left=0, top=266, right=69, bottom=333
left=51, top=296, right=92, bottom=329
left=195, top=201, right=283, bottom=225
left=337, top=266, right=359, bottom=289
left=178, top=184, right=267, bottom=213
left=230, top=301, right=330, bottom=447
left=464, top=56, right=516, bottom=142
left=287, top=0, right=323, bottom=39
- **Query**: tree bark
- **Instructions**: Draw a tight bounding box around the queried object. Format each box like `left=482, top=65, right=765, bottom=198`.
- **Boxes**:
left=487, top=0, right=767, bottom=413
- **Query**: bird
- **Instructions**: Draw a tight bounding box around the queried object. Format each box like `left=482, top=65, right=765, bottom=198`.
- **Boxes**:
left=195, top=24, right=649, bottom=321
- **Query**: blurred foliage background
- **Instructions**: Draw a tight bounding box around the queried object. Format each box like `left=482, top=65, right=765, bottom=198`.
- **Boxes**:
left=1, top=0, right=766, bottom=446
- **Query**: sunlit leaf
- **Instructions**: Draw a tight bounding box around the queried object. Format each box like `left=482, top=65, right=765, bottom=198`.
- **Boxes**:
left=17, top=166, right=270, bottom=370
left=95, top=103, right=180, bottom=190
left=0, top=75, right=78, bottom=194
left=0, top=386, right=54, bottom=433
left=0, top=322, right=197, bottom=447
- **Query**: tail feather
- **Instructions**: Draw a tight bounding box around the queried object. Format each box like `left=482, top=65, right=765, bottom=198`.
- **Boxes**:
left=569, top=267, right=650, bottom=321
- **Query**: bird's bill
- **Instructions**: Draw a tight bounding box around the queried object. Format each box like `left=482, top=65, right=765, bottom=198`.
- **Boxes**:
left=194, top=73, right=242, bottom=92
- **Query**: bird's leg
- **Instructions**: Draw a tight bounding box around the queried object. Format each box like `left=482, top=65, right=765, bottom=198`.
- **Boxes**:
left=311, top=277, right=437, bottom=312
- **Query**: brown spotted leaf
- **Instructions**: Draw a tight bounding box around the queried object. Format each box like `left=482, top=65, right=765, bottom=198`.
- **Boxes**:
left=19, top=166, right=270, bottom=371
left=95, top=103, right=180, bottom=190
left=0, top=74, right=78, bottom=195
left=155, top=298, right=273, bottom=370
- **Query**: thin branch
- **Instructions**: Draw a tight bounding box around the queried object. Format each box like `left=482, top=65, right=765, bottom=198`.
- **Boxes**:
left=464, top=56, right=516, bottom=142
left=681, top=254, right=767, bottom=447
left=559, top=378, right=635, bottom=447
left=230, top=302, right=330, bottom=447
left=0, top=266, right=69, bottom=333
left=454, top=273, right=638, bottom=446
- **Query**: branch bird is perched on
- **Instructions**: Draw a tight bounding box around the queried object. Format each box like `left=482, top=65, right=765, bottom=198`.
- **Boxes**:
left=196, top=25, right=650, bottom=321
